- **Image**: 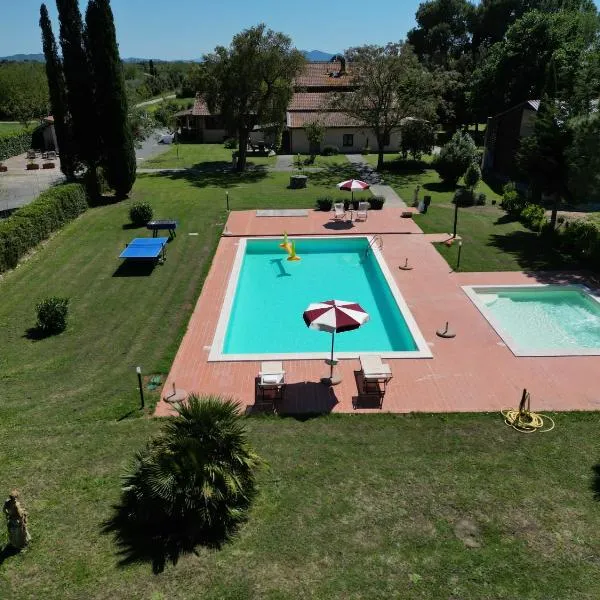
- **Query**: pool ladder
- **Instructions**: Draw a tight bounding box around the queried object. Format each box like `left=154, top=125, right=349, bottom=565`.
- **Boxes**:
left=363, top=235, right=383, bottom=259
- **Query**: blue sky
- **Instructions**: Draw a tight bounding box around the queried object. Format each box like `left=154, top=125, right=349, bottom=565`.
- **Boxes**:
left=1, top=0, right=426, bottom=59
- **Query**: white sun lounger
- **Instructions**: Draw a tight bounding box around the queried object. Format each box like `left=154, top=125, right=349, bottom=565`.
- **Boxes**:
left=359, top=355, right=392, bottom=401
left=355, top=201, right=369, bottom=221
left=257, top=361, right=286, bottom=402
left=333, top=202, right=346, bottom=220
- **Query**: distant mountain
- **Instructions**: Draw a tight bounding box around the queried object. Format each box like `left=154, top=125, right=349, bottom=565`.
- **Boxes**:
left=0, top=53, right=45, bottom=62
left=303, top=50, right=336, bottom=62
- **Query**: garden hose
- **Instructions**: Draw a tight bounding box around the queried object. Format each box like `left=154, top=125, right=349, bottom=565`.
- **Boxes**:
left=501, top=389, right=555, bottom=433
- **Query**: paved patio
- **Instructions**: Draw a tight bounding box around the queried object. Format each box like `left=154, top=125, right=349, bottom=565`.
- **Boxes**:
left=156, top=209, right=600, bottom=416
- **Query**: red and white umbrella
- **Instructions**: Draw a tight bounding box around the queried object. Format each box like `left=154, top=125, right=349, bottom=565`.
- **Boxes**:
left=337, top=179, right=370, bottom=202
left=303, top=300, right=370, bottom=384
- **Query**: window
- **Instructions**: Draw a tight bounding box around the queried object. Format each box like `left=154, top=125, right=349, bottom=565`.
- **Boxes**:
left=343, top=134, right=354, bottom=147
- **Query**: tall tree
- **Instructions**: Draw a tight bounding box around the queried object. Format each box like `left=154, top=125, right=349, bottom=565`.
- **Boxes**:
left=56, top=0, right=99, bottom=182
left=85, top=0, right=136, bottom=197
left=331, top=43, right=437, bottom=169
left=39, top=3, right=76, bottom=179
left=202, top=24, right=305, bottom=172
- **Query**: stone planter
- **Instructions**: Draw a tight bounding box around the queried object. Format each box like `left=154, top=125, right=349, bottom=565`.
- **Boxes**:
left=289, top=175, right=308, bottom=189
left=43, top=162, right=55, bottom=169
left=26, top=163, right=40, bottom=170
left=0, top=165, right=7, bottom=172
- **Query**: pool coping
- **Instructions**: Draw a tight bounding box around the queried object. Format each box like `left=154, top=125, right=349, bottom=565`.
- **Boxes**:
left=462, top=283, right=600, bottom=357
left=208, top=235, right=433, bottom=361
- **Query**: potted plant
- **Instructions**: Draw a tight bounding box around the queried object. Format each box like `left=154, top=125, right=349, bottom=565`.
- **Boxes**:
left=42, top=162, right=55, bottom=169
left=0, top=162, right=7, bottom=173
left=26, top=159, right=40, bottom=171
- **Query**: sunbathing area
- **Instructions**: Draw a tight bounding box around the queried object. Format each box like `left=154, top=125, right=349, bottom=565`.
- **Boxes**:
left=156, top=208, right=600, bottom=416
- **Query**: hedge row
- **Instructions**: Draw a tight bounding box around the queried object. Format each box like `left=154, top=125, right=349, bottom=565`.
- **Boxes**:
left=0, top=131, right=33, bottom=161
left=0, top=183, right=88, bottom=273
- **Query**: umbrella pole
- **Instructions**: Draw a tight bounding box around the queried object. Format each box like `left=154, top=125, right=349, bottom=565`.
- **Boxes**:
left=330, top=330, right=335, bottom=380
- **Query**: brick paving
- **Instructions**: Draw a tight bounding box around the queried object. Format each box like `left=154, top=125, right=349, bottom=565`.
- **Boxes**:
left=156, top=210, right=600, bottom=416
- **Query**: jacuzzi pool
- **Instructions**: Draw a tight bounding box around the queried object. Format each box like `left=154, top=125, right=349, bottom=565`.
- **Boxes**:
left=463, top=284, right=600, bottom=356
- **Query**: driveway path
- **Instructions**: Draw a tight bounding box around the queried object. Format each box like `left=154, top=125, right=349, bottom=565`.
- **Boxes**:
left=135, top=94, right=176, bottom=108
left=346, top=154, right=406, bottom=207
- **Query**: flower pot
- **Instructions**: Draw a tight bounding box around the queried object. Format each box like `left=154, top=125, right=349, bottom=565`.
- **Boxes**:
left=0, top=165, right=7, bottom=172
left=43, top=162, right=55, bottom=169
left=26, top=163, right=40, bottom=170
left=289, top=175, right=307, bottom=189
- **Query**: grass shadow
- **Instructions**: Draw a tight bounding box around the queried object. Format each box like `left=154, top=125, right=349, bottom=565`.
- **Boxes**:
left=142, top=165, right=269, bottom=190
left=112, top=261, right=157, bottom=277
left=423, top=181, right=455, bottom=194
left=0, top=545, right=20, bottom=566
left=494, top=213, right=517, bottom=225
left=23, top=326, right=63, bottom=341
left=592, top=465, right=600, bottom=501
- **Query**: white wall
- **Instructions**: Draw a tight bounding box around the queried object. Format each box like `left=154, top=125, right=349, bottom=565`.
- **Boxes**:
left=290, top=127, right=402, bottom=154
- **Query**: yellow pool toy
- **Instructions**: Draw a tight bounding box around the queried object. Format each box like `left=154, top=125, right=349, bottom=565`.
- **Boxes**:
left=287, top=241, right=301, bottom=261
left=279, top=231, right=289, bottom=249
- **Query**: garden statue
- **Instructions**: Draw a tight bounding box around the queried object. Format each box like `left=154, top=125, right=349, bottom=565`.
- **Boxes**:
left=3, top=490, right=31, bottom=550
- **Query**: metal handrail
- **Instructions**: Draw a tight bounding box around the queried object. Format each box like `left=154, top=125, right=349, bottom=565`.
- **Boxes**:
left=362, top=235, right=383, bottom=259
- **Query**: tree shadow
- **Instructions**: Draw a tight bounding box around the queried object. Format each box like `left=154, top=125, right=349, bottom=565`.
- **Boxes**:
left=378, top=157, right=429, bottom=175
left=482, top=172, right=506, bottom=196
left=0, top=545, right=20, bottom=566
left=494, top=213, right=517, bottom=225
left=121, top=223, right=141, bottom=230
left=141, top=165, right=269, bottom=190
left=23, top=326, right=63, bottom=341
left=275, top=381, right=338, bottom=416
left=591, top=465, right=600, bottom=501
left=323, top=220, right=355, bottom=231
left=423, top=181, right=455, bottom=194
left=487, top=231, right=581, bottom=271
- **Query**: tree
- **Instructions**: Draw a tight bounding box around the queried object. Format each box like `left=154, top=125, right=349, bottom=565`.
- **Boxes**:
left=0, top=62, right=49, bottom=123
left=464, top=161, right=481, bottom=193
left=400, top=118, right=435, bottom=159
left=516, top=97, right=572, bottom=228
left=202, top=24, right=305, bottom=172
left=433, top=130, right=478, bottom=185
left=567, top=112, right=600, bottom=204
left=39, top=3, right=76, bottom=179
left=56, top=0, right=99, bottom=185
left=304, top=120, right=326, bottom=157
left=332, top=43, right=437, bottom=170
left=85, top=0, right=136, bottom=197
left=103, top=396, right=261, bottom=573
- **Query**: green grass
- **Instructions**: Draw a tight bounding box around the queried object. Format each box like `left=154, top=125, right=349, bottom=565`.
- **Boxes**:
left=144, top=96, right=194, bottom=115
left=293, top=153, right=350, bottom=168
left=143, top=143, right=276, bottom=169
left=0, top=122, right=34, bottom=136
left=1, top=169, right=599, bottom=598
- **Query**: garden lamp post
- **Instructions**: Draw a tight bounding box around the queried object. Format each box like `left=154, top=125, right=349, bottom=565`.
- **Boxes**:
left=456, top=240, right=463, bottom=271
left=453, top=199, right=459, bottom=238
left=226, top=191, right=230, bottom=211
left=136, top=366, right=144, bottom=409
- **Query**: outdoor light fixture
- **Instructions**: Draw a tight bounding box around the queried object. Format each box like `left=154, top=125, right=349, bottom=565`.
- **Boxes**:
left=456, top=240, right=463, bottom=271
left=226, top=191, right=230, bottom=211
left=136, top=366, right=144, bottom=409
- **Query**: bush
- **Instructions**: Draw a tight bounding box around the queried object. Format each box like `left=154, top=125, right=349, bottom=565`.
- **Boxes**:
left=520, top=203, right=546, bottom=230
left=369, top=196, right=386, bottom=210
left=223, top=137, right=238, bottom=149
left=501, top=182, right=527, bottom=217
left=36, top=296, right=69, bottom=335
left=361, top=145, right=371, bottom=156
left=433, top=131, right=478, bottom=186
left=103, top=396, right=261, bottom=572
left=316, top=196, right=334, bottom=211
left=0, top=183, right=88, bottom=273
left=322, top=145, right=339, bottom=156
left=400, top=119, right=435, bottom=159
left=0, top=130, right=32, bottom=161
left=129, top=202, right=153, bottom=226
left=559, top=219, right=600, bottom=258
left=453, top=188, right=474, bottom=206
left=476, top=192, right=487, bottom=205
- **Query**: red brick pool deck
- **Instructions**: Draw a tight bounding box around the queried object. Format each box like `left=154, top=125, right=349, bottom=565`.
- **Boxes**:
left=156, top=208, right=600, bottom=416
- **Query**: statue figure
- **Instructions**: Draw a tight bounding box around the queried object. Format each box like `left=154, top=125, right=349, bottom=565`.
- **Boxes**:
left=3, top=490, right=31, bottom=550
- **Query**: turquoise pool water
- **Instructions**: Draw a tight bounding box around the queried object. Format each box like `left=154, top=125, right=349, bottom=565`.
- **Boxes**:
left=222, top=237, right=420, bottom=356
left=470, top=286, right=600, bottom=354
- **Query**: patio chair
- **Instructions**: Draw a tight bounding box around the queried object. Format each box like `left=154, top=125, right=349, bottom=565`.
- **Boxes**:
left=359, top=355, right=393, bottom=402
left=333, top=202, right=346, bottom=221
left=257, top=361, right=286, bottom=403
left=356, top=201, right=369, bottom=221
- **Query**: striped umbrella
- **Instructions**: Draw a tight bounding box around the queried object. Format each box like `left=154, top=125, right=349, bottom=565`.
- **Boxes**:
left=303, top=300, right=370, bottom=384
left=337, top=179, right=370, bottom=202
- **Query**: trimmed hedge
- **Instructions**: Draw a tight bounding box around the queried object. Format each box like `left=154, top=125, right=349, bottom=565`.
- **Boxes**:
left=0, top=131, right=33, bottom=161
left=0, top=183, right=88, bottom=273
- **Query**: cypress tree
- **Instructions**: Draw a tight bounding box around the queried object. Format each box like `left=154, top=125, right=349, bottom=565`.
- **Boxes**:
left=39, top=3, right=76, bottom=180
left=85, top=0, right=136, bottom=197
left=56, top=0, right=99, bottom=187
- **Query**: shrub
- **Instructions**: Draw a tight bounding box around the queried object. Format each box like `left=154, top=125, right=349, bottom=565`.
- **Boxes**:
left=361, top=145, right=371, bottom=156
left=0, top=183, right=88, bottom=273
left=223, top=137, right=238, bottom=149
left=501, top=182, right=527, bottom=217
left=464, top=162, right=481, bottom=191
left=520, top=204, right=546, bottom=230
left=400, top=119, right=435, bottom=159
left=36, top=296, right=69, bottom=334
left=129, top=202, right=153, bottom=226
left=316, top=196, right=334, bottom=211
left=103, top=396, right=261, bottom=572
left=559, top=219, right=599, bottom=258
left=433, top=131, right=478, bottom=185
left=453, top=188, right=474, bottom=206
left=322, top=145, right=339, bottom=156
left=0, top=130, right=32, bottom=161
left=476, top=192, right=487, bottom=205
left=369, top=196, right=386, bottom=210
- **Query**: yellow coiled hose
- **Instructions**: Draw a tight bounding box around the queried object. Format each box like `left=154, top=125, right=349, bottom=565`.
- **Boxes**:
left=501, top=389, right=555, bottom=433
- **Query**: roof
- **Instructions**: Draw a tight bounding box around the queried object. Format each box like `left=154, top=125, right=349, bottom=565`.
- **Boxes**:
left=192, top=95, right=212, bottom=116
left=287, top=111, right=363, bottom=128
left=288, top=92, right=333, bottom=111
left=293, top=61, right=354, bottom=88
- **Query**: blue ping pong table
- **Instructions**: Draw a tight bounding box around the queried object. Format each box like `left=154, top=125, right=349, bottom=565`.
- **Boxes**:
left=119, top=237, right=168, bottom=262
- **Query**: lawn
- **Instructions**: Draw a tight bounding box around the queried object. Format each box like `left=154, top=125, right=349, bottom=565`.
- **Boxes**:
left=2, top=168, right=600, bottom=598
left=143, top=143, right=276, bottom=169
left=293, top=153, right=350, bottom=168
left=0, top=122, right=34, bottom=136
left=143, top=96, right=194, bottom=114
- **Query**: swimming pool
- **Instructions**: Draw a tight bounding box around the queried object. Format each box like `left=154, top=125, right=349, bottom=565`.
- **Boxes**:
left=463, top=284, right=600, bottom=356
left=209, top=236, right=431, bottom=361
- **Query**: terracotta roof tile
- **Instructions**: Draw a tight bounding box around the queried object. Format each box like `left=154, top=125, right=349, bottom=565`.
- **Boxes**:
left=287, top=111, right=363, bottom=128
left=288, top=92, right=334, bottom=111
left=192, top=94, right=212, bottom=116
left=294, top=61, right=354, bottom=88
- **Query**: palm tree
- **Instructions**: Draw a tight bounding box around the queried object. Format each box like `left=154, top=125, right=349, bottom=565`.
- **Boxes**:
left=103, top=395, right=261, bottom=572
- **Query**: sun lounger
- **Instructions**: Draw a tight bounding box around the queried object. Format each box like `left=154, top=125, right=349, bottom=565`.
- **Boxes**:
left=333, top=202, right=346, bottom=221
left=359, top=355, right=392, bottom=402
left=257, top=361, right=286, bottom=402
left=356, top=201, right=369, bottom=221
